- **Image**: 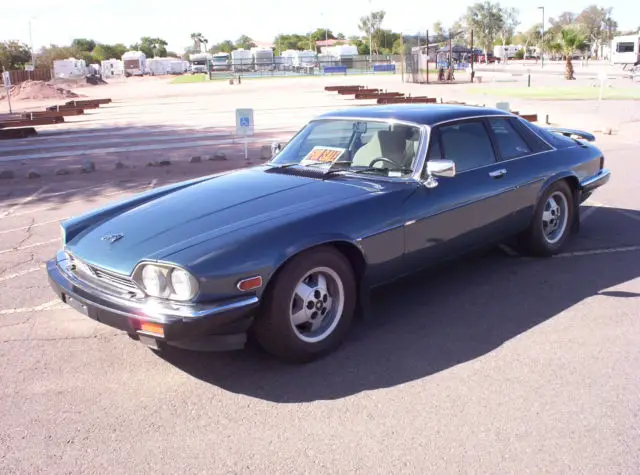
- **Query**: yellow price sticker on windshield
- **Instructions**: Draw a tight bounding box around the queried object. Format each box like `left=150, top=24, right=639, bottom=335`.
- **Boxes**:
left=302, top=146, right=345, bottom=165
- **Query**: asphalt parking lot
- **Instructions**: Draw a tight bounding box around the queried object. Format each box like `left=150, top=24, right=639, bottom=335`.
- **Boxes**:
left=0, top=78, right=639, bottom=474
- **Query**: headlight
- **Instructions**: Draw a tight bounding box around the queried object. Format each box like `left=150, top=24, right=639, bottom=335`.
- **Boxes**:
left=135, top=264, right=199, bottom=301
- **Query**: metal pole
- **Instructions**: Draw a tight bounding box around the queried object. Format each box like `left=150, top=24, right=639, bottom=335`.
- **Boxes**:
left=369, top=0, right=373, bottom=68
left=539, top=6, right=545, bottom=68
left=400, top=33, right=404, bottom=82
left=426, top=30, right=429, bottom=84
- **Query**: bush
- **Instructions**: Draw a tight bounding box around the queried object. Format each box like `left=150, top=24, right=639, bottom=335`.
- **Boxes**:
left=514, top=49, right=525, bottom=60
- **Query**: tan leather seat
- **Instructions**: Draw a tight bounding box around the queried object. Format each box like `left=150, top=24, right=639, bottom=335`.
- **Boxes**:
left=352, top=129, right=411, bottom=169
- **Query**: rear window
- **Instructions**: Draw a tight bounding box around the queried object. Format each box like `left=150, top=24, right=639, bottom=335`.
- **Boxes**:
left=519, top=120, right=578, bottom=149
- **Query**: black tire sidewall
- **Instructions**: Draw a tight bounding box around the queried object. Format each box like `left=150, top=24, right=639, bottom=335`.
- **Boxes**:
left=528, top=180, right=574, bottom=256
left=253, top=246, right=357, bottom=363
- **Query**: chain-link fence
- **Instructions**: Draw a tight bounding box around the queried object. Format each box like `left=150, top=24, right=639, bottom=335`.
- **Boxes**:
left=205, top=55, right=401, bottom=80
left=402, top=30, right=478, bottom=84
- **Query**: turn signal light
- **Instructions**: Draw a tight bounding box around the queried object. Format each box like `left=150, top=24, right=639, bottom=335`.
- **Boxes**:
left=139, top=321, right=165, bottom=337
left=237, top=276, right=263, bottom=292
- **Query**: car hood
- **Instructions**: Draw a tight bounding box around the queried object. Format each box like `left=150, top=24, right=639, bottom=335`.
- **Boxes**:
left=65, top=167, right=381, bottom=274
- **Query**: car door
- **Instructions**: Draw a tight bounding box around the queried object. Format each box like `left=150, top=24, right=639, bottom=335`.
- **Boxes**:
left=403, top=118, right=520, bottom=271
left=483, top=116, right=553, bottom=231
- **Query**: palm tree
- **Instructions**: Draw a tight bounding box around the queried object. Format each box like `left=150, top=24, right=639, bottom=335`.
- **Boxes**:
left=559, top=27, right=586, bottom=80
left=190, top=33, right=205, bottom=52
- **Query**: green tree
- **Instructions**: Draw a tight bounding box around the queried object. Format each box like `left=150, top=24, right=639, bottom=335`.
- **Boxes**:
left=71, top=38, right=97, bottom=52
left=498, top=7, right=520, bottom=49
left=235, top=35, right=256, bottom=50
left=576, top=5, right=612, bottom=59
left=0, top=40, right=32, bottom=70
left=358, top=10, right=386, bottom=54
left=466, top=1, right=504, bottom=61
left=559, top=27, right=586, bottom=79
left=210, top=40, right=235, bottom=53
left=91, top=43, right=127, bottom=61
left=132, top=37, right=168, bottom=58
left=310, top=28, right=336, bottom=42
left=35, top=45, right=76, bottom=69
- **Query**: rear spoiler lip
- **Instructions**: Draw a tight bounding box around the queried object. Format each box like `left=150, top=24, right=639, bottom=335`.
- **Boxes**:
left=545, top=127, right=596, bottom=142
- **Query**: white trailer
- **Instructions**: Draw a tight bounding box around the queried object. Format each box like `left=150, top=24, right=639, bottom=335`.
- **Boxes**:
left=101, top=59, right=124, bottom=78
left=493, top=45, right=521, bottom=61
left=121, top=51, right=147, bottom=77
left=189, top=53, right=212, bottom=74
left=251, top=47, right=274, bottom=71
left=280, top=50, right=298, bottom=70
left=611, top=34, right=640, bottom=68
left=231, top=48, right=253, bottom=71
left=297, top=50, right=317, bottom=70
left=211, top=52, right=230, bottom=71
left=53, top=58, right=88, bottom=78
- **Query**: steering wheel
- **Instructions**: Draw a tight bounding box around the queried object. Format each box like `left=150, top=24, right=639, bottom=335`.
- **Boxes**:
left=369, top=157, right=403, bottom=170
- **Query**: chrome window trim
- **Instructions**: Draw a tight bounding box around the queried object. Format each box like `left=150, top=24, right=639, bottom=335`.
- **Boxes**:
left=266, top=115, right=430, bottom=183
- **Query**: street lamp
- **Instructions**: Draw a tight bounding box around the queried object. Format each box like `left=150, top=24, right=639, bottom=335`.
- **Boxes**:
left=538, top=6, right=544, bottom=68
left=28, top=17, right=36, bottom=68
left=369, top=0, right=373, bottom=67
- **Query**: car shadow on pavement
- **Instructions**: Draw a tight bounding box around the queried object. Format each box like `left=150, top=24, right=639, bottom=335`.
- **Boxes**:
left=157, top=206, right=640, bottom=403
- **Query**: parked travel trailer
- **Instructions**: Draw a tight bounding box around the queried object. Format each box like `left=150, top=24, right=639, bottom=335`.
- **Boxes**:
left=121, top=51, right=147, bottom=76
left=231, top=48, right=253, bottom=71
left=101, top=59, right=124, bottom=78
left=493, top=45, right=521, bottom=61
left=296, top=50, right=317, bottom=70
left=611, top=34, right=640, bottom=67
left=189, top=53, right=212, bottom=74
left=252, top=47, right=275, bottom=71
left=53, top=58, right=88, bottom=78
left=211, top=52, right=230, bottom=71
left=147, top=58, right=184, bottom=75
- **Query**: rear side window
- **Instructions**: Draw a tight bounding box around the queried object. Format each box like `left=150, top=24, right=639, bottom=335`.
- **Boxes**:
left=519, top=120, right=576, bottom=149
left=487, top=118, right=532, bottom=159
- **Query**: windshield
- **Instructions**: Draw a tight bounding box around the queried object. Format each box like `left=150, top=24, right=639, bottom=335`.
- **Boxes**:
left=269, top=119, right=422, bottom=177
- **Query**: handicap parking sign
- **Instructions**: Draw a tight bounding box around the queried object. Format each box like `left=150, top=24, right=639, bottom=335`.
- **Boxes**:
left=235, top=108, right=254, bottom=136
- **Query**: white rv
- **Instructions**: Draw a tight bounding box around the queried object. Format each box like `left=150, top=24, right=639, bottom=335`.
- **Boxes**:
left=121, top=51, right=147, bottom=76
left=611, top=34, right=640, bottom=67
left=53, top=58, right=88, bottom=78
left=251, top=47, right=275, bottom=71
left=231, top=49, right=253, bottom=71
left=211, top=52, right=230, bottom=71
left=189, top=53, right=213, bottom=74
left=101, top=59, right=124, bottom=78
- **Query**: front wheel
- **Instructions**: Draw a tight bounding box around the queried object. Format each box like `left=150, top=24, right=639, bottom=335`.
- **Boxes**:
left=252, top=246, right=357, bottom=363
left=520, top=180, right=575, bottom=256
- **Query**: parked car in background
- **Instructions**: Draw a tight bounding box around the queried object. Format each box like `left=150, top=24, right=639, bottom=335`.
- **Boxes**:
left=47, top=104, right=611, bottom=363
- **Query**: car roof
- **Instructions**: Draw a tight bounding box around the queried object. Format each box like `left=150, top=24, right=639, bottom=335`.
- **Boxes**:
left=315, top=103, right=513, bottom=126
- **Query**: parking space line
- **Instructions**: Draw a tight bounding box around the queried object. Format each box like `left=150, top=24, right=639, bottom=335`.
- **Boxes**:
left=0, top=238, right=59, bottom=256
left=0, top=185, right=51, bottom=219
left=0, top=299, right=64, bottom=315
left=553, top=245, right=640, bottom=258
left=586, top=200, right=640, bottom=224
left=0, top=266, right=44, bottom=283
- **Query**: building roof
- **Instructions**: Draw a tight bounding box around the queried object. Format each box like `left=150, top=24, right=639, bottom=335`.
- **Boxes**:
left=315, top=103, right=510, bottom=126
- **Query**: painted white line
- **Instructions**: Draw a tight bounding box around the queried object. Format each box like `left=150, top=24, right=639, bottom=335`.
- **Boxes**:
left=0, top=136, right=283, bottom=162
left=580, top=202, right=605, bottom=222
left=0, top=266, right=44, bottom=283
left=0, top=238, right=59, bottom=256
left=498, top=244, right=520, bottom=257
left=0, top=131, right=229, bottom=153
left=587, top=200, right=640, bottom=224
left=0, top=299, right=64, bottom=315
left=0, top=217, right=62, bottom=235
left=0, top=186, right=51, bottom=219
left=148, top=179, right=158, bottom=190
left=553, top=245, right=640, bottom=258
left=0, top=184, right=115, bottom=214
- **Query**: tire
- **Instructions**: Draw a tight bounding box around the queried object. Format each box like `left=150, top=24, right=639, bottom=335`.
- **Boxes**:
left=252, top=246, right=357, bottom=364
left=520, top=180, right=575, bottom=257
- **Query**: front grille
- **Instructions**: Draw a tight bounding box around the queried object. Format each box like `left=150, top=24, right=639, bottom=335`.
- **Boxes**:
left=89, top=265, right=139, bottom=293
left=67, top=253, right=140, bottom=295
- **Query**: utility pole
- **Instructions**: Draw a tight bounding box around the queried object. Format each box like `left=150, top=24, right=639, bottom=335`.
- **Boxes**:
left=369, top=0, right=373, bottom=67
left=538, top=6, right=545, bottom=68
left=29, top=17, right=36, bottom=68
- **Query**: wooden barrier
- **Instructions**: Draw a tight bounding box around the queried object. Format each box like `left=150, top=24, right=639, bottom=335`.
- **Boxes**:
left=517, top=113, right=538, bottom=122
left=22, top=109, right=85, bottom=119
left=0, top=127, right=37, bottom=140
left=0, top=116, right=65, bottom=128
left=354, top=92, right=404, bottom=100
left=324, top=85, right=363, bottom=92
left=338, top=88, right=379, bottom=95
left=65, top=98, right=111, bottom=106
left=377, top=96, right=437, bottom=104
left=46, top=103, right=99, bottom=111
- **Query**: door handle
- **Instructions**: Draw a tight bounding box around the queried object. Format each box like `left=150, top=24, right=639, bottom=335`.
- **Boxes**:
left=489, top=169, right=507, bottom=178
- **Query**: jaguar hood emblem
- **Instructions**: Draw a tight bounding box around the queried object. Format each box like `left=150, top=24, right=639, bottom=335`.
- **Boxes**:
left=101, top=233, right=124, bottom=243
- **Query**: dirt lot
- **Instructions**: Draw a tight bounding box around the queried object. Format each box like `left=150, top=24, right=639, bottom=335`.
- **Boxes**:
left=0, top=75, right=639, bottom=474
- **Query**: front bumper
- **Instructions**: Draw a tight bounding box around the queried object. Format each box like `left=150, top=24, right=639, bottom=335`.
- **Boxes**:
left=46, top=253, right=259, bottom=350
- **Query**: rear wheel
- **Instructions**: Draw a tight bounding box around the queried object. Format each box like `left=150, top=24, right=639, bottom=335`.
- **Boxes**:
left=520, top=180, right=575, bottom=256
left=252, top=246, right=356, bottom=363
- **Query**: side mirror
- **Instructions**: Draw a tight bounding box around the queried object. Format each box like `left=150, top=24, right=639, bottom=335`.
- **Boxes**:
left=423, top=159, right=456, bottom=188
left=271, top=142, right=282, bottom=158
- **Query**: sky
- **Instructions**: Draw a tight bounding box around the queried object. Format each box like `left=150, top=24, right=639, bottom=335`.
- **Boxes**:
left=1, top=0, right=638, bottom=53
